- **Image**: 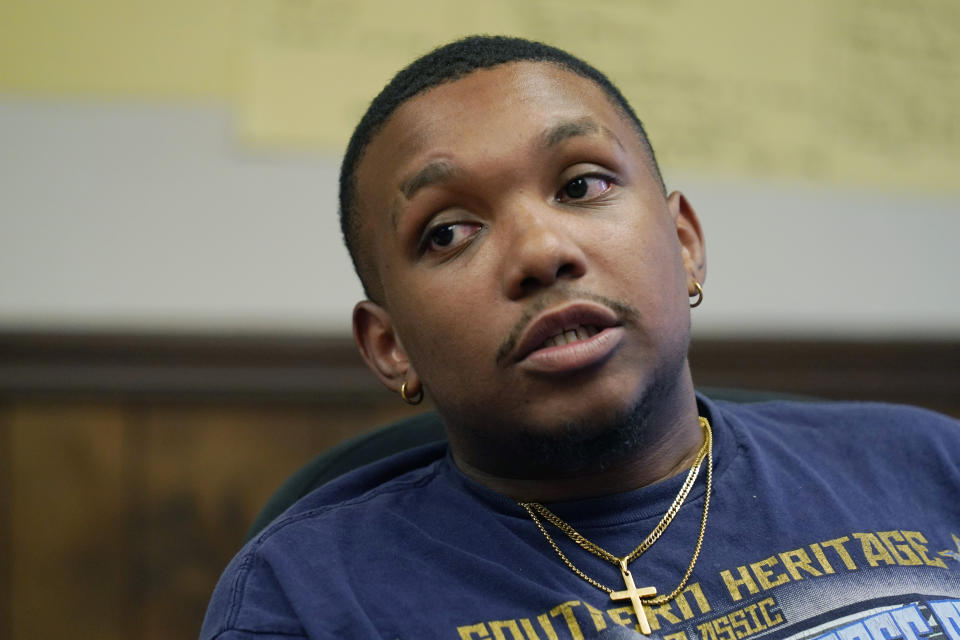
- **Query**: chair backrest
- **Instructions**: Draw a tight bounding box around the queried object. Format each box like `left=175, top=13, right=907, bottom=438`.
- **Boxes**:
left=244, top=387, right=809, bottom=541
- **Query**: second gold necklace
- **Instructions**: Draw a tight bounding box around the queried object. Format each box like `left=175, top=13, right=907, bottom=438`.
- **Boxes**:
left=519, top=416, right=713, bottom=635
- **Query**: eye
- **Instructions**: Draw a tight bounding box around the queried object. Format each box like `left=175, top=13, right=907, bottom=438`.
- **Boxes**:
left=421, top=221, right=482, bottom=254
left=556, top=175, right=613, bottom=202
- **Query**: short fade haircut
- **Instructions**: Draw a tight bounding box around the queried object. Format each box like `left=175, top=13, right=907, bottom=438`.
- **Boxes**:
left=339, top=34, right=665, bottom=300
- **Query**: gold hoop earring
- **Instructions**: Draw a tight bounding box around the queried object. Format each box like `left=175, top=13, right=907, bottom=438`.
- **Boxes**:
left=689, top=281, right=704, bottom=308
left=400, top=381, right=423, bottom=405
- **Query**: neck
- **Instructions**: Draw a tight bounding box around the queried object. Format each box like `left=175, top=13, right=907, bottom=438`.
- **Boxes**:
left=450, top=377, right=705, bottom=503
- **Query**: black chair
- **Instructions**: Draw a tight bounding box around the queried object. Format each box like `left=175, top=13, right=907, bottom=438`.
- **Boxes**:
left=245, top=387, right=808, bottom=541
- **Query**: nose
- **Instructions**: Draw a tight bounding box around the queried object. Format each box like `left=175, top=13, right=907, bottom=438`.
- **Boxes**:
left=500, top=206, right=587, bottom=300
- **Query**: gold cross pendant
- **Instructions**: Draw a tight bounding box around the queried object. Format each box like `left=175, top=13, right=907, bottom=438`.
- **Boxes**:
left=609, top=559, right=657, bottom=635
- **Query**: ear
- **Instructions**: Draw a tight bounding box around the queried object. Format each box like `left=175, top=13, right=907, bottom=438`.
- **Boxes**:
left=352, top=300, right=421, bottom=396
left=667, top=191, right=707, bottom=293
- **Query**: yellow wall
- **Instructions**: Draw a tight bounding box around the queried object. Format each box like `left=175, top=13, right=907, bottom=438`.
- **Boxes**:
left=1, top=0, right=957, bottom=192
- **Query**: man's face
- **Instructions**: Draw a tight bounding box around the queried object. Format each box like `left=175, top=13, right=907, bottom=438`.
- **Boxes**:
left=353, top=62, right=704, bottom=462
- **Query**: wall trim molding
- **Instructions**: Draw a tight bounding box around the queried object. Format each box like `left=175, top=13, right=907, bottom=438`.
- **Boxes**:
left=1, top=331, right=957, bottom=414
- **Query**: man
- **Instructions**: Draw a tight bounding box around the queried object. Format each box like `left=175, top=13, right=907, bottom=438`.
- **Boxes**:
left=202, top=36, right=960, bottom=640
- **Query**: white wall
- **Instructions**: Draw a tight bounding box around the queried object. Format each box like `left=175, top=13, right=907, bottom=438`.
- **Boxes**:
left=0, top=99, right=359, bottom=334
left=1, top=99, right=957, bottom=338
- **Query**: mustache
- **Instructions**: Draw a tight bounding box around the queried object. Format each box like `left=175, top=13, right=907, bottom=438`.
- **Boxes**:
left=494, top=287, right=640, bottom=365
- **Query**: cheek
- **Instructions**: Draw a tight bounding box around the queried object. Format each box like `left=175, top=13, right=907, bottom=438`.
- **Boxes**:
left=393, top=290, right=496, bottom=383
left=603, top=214, right=685, bottom=283
left=605, top=218, right=689, bottom=325
left=390, top=249, right=506, bottom=364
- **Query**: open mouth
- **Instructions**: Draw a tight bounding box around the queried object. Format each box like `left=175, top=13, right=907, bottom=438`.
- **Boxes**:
left=509, top=302, right=623, bottom=371
left=536, top=325, right=602, bottom=350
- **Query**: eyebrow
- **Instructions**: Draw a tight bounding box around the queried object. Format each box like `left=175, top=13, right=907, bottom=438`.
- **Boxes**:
left=540, top=116, right=622, bottom=150
left=391, top=159, right=458, bottom=230
left=400, top=159, right=458, bottom=200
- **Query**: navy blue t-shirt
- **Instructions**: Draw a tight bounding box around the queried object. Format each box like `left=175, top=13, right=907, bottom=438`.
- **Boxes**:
left=201, top=397, right=960, bottom=639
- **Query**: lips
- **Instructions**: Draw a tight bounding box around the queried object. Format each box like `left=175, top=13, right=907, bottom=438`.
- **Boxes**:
left=511, top=302, right=621, bottom=368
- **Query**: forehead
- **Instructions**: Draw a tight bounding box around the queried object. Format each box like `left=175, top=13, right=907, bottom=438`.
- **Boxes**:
left=397, top=62, right=611, bottom=144
left=355, top=61, right=643, bottom=203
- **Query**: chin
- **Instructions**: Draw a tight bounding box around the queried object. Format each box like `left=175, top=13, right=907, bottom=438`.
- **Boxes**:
left=486, top=399, right=654, bottom=478
left=442, top=343, right=692, bottom=479
left=455, top=372, right=671, bottom=479
left=521, top=396, right=635, bottom=437
left=530, top=367, right=655, bottom=425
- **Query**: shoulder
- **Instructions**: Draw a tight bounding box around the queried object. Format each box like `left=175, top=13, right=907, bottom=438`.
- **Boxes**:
left=709, top=398, right=960, bottom=484
left=714, top=398, right=959, bottom=442
left=260, top=441, right=450, bottom=536
left=200, top=442, right=450, bottom=639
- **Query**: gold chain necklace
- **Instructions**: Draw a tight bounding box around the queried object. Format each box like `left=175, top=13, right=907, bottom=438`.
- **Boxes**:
left=518, top=416, right=712, bottom=635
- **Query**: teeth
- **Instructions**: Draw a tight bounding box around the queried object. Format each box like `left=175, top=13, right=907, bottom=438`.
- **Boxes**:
left=539, top=325, right=600, bottom=349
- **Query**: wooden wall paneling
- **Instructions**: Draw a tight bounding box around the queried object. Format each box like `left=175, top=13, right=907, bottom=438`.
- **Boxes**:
left=7, top=402, right=127, bottom=640
left=130, top=400, right=429, bottom=639
left=687, top=340, right=960, bottom=417
left=0, top=332, right=956, bottom=639
left=1, top=332, right=956, bottom=415
left=0, top=404, right=12, bottom=640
